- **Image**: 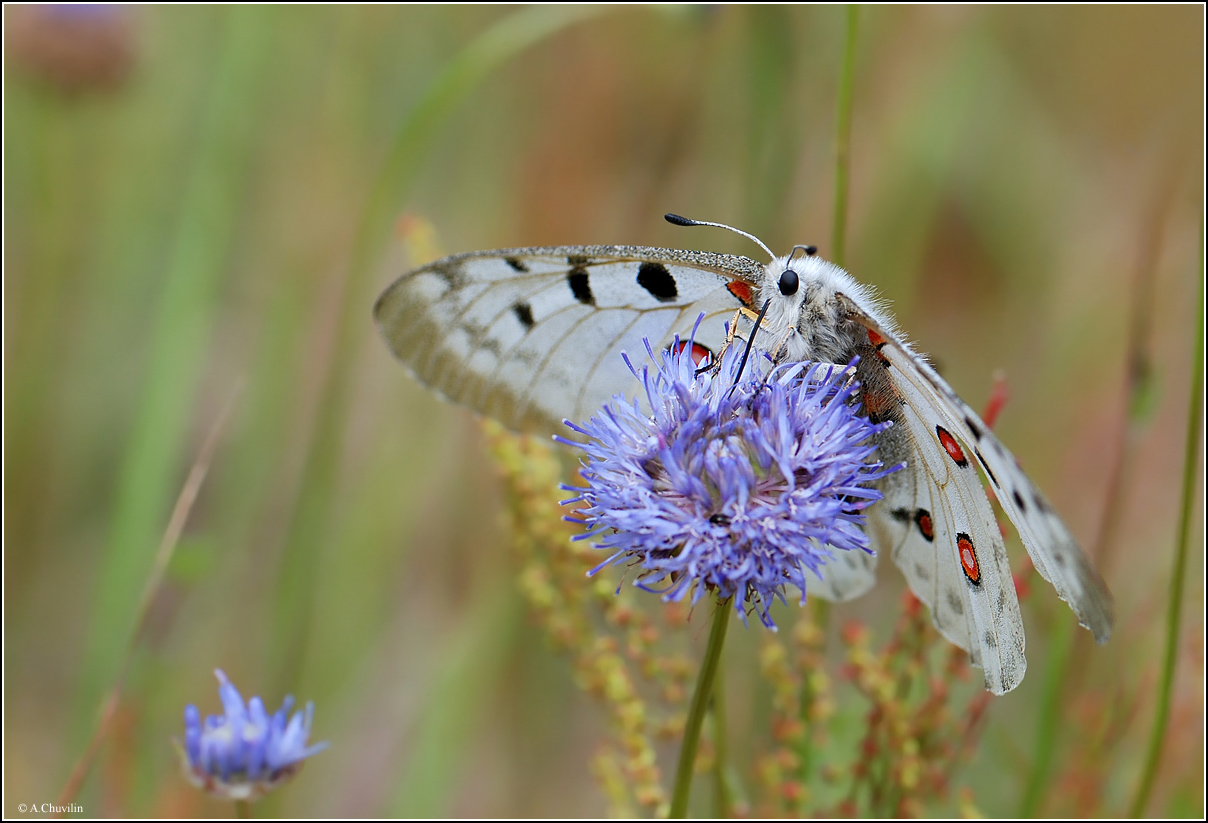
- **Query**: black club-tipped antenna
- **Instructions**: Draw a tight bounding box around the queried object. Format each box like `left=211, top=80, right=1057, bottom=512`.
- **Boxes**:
left=665, top=213, right=776, bottom=262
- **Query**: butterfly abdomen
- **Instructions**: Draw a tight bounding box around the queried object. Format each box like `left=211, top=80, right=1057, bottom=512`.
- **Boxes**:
left=853, top=328, right=905, bottom=427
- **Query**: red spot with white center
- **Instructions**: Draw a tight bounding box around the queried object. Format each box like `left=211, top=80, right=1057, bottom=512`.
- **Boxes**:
left=670, top=341, right=714, bottom=368
left=957, top=534, right=981, bottom=585
left=936, top=425, right=967, bottom=467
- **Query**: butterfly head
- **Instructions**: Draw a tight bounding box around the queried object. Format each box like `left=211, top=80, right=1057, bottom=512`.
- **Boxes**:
left=773, top=244, right=818, bottom=297
left=759, top=246, right=860, bottom=363
left=664, top=213, right=857, bottom=362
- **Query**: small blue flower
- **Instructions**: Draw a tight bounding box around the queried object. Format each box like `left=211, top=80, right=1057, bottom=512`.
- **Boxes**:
left=560, top=333, right=901, bottom=628
left=176, top=669, right=328, bottom=801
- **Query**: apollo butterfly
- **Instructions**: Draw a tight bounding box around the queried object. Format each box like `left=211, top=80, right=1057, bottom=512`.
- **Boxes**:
left=373, top=214, right=1114, bottom=694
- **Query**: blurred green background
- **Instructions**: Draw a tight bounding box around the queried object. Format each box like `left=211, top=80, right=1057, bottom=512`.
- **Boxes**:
left=4, top=4, right=1202, bottom=818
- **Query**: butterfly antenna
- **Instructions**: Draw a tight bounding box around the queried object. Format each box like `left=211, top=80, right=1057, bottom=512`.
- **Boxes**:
left=665, top=213, right=775, bottom=261
left=734, top=298, right=772, bottom=384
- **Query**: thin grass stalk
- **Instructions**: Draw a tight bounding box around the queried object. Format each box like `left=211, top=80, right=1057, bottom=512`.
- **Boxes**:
left=830, top=5, right=859, bottom=268
left=1128, top=223, right=1203, bottom=817
left=1020, top=177, right=1181, bottom=817
left=56, top=389, right=240, bottom=809
left=75, top=5, right=271, bottom=740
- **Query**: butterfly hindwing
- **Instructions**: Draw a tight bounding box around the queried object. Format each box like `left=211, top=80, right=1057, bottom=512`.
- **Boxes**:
left=836, top=293, right=1113, bottom=646
left=867, top=353, right=1026, bottom=694
left=374, top=246, right=761, bottom=435
left=807, top=547, right=878, bottom=602
left=868, top=433, right=977, bottom=661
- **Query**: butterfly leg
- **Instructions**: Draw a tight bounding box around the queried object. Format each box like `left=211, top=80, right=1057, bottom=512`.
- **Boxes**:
left=768, top=327, right=797, bottom=361
left=695, top=308, right=747, bottom=375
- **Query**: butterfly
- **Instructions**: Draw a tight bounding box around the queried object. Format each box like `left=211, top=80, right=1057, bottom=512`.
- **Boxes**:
left=373, top=213, right=1114, bottom=694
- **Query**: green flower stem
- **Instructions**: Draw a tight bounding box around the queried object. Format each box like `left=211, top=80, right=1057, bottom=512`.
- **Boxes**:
left=1129, top=225, right=1204, bottom=817
left=711, top=653, right=732, bottom=818
left=670, top=597, right=734, bottom=818
left=830, top=4, right=859, bottom=268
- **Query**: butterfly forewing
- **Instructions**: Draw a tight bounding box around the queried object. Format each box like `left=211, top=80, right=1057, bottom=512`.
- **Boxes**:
left=374, top=246, right=762, bottom=435
left=963, top=426, right=1114, bottom=643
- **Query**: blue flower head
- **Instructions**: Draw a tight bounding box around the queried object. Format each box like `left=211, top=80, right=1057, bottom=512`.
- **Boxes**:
left=176, top=669, right=328, bottom=801
left=561, top=333, right=901, bottom=629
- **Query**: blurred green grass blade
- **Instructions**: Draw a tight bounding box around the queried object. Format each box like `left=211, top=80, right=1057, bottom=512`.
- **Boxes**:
left=268, top=4, right=607, bottom=694
left=830, top=4, right=858, bottom=268
left=1129, top=223, right=1203, bottom=817
left=353, top=4, right=607, bottom=274
left=73, top=5, right=274, bottom=742
left=742, top=6, right=796, bottom=237
left=810, top=5, right=860, bottom=634
left=387, top=590, right=521, bottom=817
left=1018, top=616, right=1072, bottom=816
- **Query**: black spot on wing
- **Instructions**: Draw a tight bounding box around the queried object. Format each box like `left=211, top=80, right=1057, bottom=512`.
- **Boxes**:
left=914, top=509, right=935, bottom=542
left=512, top=302, right=535, bottom=330
left=504, top=256, right=529, bottom=273
left=567, top=254, right=589, bottom=267
left=965, top=415, right=983, bottom=441
left=890, top=507, right=912, bottom=525
left=1012, top=489, right=1027, bottom=512
left=567, top=268, right=594, bottom=305
left=974, top=448, right=999, bottom=487
left=636, top=262, right=677, bottom=302
left=983, top=630, right=997, bottom=649
left=428, top=261, right=467, bottom=294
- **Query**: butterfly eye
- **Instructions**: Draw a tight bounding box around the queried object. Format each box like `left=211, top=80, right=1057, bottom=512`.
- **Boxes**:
left=778, top=269, right=799, bottom=296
